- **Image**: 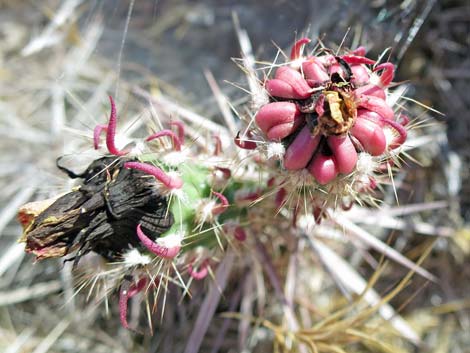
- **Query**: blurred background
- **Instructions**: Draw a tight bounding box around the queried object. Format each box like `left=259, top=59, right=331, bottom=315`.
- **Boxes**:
left=0, top=0, right=468, bottom=352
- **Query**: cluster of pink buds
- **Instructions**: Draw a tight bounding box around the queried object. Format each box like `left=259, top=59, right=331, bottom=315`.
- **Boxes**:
left=253, top=38, right=408, bottom=185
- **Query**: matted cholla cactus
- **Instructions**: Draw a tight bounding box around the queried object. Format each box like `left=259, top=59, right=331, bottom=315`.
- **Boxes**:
left=18, top=37, right=411, bottom=332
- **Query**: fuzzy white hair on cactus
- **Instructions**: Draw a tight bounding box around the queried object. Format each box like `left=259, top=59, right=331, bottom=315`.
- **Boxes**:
left=123, top=248, right=152, bottom=267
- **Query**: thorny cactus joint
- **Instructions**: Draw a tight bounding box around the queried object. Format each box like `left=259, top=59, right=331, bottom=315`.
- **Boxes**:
left=17, top=37, right=412, bottom=333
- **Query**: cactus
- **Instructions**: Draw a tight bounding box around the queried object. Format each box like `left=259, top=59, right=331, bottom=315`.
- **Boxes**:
left=18, top=38, right=416, bottom=335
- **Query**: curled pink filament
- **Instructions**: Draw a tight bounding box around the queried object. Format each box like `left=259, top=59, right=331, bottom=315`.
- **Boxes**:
left=290, top=37, right=311, bottom=60
left=106, top=96, right=129, bottom=156
left=169, top=121, right=185, bottom=145
left=146, top=129, right=182, bottom=151
left=136, top=224, right=181, bottom=259
left=380, top=118, right=407, bottom=149
left=188, top=259, right=209, bottom=280
left=124, top=161, right=183, bottom=189
left=93, top=124, right=108, bottom=150
left=211, top=191, right=229, bottom=215
left=119, top=277, right=147, bottom=329
left=374, top=62, right=395, bottom=87
left=397, top=113, right=410, bottom=126
left=234, top=132, right=257, bottom=150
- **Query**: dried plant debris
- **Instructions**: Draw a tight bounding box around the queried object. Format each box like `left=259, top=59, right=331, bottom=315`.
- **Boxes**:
left=0, top=1, right=469, bottom=353
left=20, top=156, right=173, bottom=262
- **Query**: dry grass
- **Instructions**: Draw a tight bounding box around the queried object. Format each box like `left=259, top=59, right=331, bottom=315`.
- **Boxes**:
left=0, top=1, right=468, bottom=352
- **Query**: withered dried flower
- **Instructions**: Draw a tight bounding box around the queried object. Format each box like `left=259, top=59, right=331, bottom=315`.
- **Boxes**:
left=19, top=156, right=173, bottom=263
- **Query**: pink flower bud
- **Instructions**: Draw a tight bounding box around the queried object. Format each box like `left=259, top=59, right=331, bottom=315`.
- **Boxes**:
left=357, top=95, right=395, bottom=121
left=351, top=118, right=386, bottom=156
left=350, top=65, right=371, bottom=86
left=106, top=96, right=129, bottom=156
left=302, top=59, right=329, bottom=83
left=357, top=109, right=382, bottom=123
left=354, top=84, right=386, bottom=99
left=267, top=66, right=312, bottom=99
left=315, top=54, right=336, bottom=67
left=284, top=126, right=321, bottom=170
left=308, top=153, right=338, bottom=185
left=327, top=135, right=358, bottom=174
left=328, top=62, right=343, bottom=76
left=255, top=102, right=303, bottom=140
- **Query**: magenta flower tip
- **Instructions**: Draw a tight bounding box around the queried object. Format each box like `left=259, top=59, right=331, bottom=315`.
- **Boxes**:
left=188, top=259, right=209, bottom=280
left=234, top=132, right=257, bottom=150
left=169, top=121, right=185, bottom=145
left=374, top=62, right=395, bottom=87
left=119, top=277, right=147, bottom=330
left=290, top=37, right=311, bottom=60
left=136, top=224, right=181, bottom=259
left=106, top=95, right=129, bottom=156
left=211, top=191, right=229, bottom=215
left=93, top=124, right=108, bottom=150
